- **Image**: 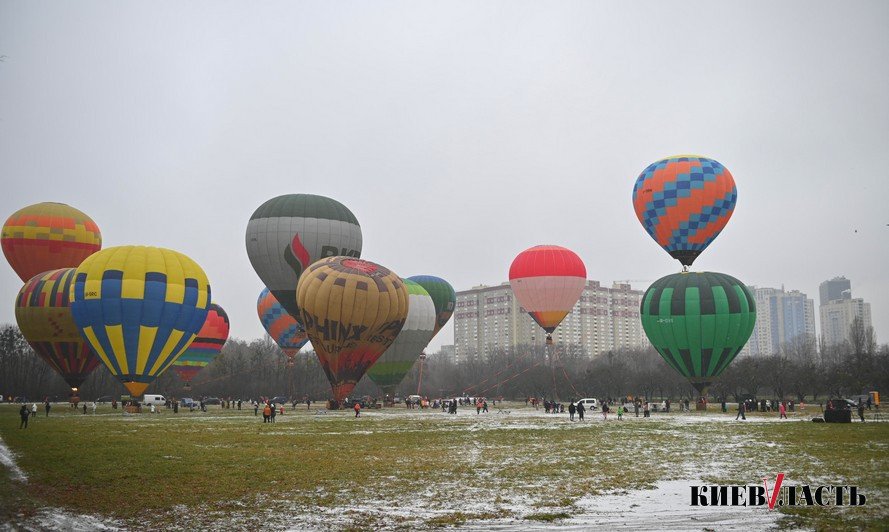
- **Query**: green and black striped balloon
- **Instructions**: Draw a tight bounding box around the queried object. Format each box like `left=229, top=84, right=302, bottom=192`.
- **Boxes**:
left=640, top=271, right=755, bottom=393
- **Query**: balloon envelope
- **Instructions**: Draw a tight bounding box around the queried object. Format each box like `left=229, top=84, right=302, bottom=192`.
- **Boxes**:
left=71, top=246, right=211, bottom=396
left=2, top=202, right=102, bottom=282
left=640, top=271, right=755, bottom=393
left=15, top=268, right=101, bottom=390
left=632, top=155, right=736, bottom=267
left=508, top=245, right=586, bottom=334
left=297, top=257, right=408, bottom=402
left=367, top=279, right=436, bottom=394
left=246, top=194, right=362, bottom=320
left=407, top=275, right=455, bottom=340
left=257, top=287, right=309, bottom=359
left=172, top=303, right=230, bottom=384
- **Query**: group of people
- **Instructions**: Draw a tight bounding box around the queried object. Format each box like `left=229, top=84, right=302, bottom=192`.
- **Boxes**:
left=258, top=401, right=279, bottom=422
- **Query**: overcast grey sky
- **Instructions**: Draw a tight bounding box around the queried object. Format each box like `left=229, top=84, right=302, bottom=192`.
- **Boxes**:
left=1, top=1, right=887, bottom=353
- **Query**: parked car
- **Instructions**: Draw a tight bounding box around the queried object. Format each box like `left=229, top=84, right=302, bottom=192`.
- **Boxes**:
left=575, top=398, right=599, bottom=411
left=94, top=396, right=114, bottom=403
left=179, top=398, right=196, bottom=408
left=203, top=397, right=221, bottom=405
left=270, top=396, right=289, bottom=405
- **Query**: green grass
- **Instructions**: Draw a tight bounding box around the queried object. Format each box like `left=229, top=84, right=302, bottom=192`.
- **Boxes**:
left=1, top=403, right=887, bottom=530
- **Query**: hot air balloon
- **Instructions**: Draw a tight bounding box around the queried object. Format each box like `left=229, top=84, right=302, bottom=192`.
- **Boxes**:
left=257, top=287, right=309, bottom=365
left=297, top=257, right=408, bottom=403
left=367, top=279, right=436, bottom=396
left=2, top=202, right=102, bottom=282
left=640, top=271, right=755, bottom=394
left=407, top=275, right=456, bottom=340
left=246, top=194, right=362, bottom=320
left=632, top=155, right=737, bottom=268
left=70, top=246, right=211, bottom=397
left=508, top=245, right=587, bottom=345
left=15, top=268, right=101, bottom=395
left=172, top=303, right=230, bottom=389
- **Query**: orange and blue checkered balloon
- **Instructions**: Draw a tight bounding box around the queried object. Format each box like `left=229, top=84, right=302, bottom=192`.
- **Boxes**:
left=632, top=156, right=737, bottom=267
left=257, top=287, right=308, bottom=360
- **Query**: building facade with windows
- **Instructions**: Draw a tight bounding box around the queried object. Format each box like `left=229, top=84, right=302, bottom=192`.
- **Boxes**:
left=453, top=281, right=648, bottom=363
left=739, top=286, right=816, bottom=357
left=820, top=297, right=873, bottom=347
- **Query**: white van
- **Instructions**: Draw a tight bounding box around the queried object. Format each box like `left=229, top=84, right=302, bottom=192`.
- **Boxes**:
left=575, top=398, right=598, bottom=411
left=142, top=394, right=166, bottom=407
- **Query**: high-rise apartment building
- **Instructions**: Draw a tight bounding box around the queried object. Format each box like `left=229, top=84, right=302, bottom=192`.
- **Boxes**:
left=818, top=277, right=874, bottom=347
left=453, top=281, right=648, bottom=363
left=820, top=277, right=851, bottom=306
left=740, top=286, right=816, bottom=357
left=820, top=298, right=873, bottom=347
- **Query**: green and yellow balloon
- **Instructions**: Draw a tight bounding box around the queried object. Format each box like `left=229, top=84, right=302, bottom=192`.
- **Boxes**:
left=640, top=271, right=755, bottom=394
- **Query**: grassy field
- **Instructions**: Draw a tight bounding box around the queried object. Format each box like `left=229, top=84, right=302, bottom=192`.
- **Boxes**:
left=1, top=402, right=887, bottom=530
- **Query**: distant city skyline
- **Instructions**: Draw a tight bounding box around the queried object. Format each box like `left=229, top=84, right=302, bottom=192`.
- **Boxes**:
left=454, top=280, right=647, bottom=362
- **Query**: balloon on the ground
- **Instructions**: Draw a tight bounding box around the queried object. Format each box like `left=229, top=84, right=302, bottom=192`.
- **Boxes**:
left=2, top=202, right=102, bottom=282
left=172, top=303, right=230, bottom=385
left=15, top=268, right=100, bottom=392
left=632, top=155, right=736, bottom=267
left=508, top=245, right=587, bottom=344
left=245, top=194, right=362, bottom=320
left=407, top=275, right=456, bottom=340
left=367, top=279, right=436, bottom=395
left=297, top=257, right=408, bottom=402
left=70, top=246, right=211, bottom=397
left=640, top=271, right=755, bottom=393
left=257, top=287, right=309, bottom=363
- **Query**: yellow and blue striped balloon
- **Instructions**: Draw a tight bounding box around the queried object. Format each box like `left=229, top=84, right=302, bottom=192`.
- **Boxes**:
left=70, top=246, right=211, bottom=396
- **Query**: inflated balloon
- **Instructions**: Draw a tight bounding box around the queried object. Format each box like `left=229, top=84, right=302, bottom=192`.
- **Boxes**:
left=2, top=202, right=102, bottom=282
left=508, top=245, right=586, bottom=344
left=246, top=194, right=362, bottom=320
left=297, top=257, right=408, bottom=402
left=15, top=268, right=100, bottom=392
left=632, top=155, right=737, bottom=267
left=257, top=287, right=309, bottom=363
left=172, top=303, right=230, bottom=386
left=71, top=246, right=211, bottom=397
left=367, top=279, right=436, bottom=395
left=407, top=275, right=456, bottom=339
left=640, top=271, right=755, bottom=393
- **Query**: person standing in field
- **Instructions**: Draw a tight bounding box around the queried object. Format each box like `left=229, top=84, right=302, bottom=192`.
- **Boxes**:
left=643, top=402, right=650, bottom=418
left=254, top=402, right=259, bottom=416
left=354, top=401, right=361, bottom=418
left=779, top=402, right=787, bottom=419
left=736, top=401, right=746, bottom=420
left=270, top=403, right=276, bottom=423
left=44, top=400, right=51, bottom=417
left=576, top=401, right=585, bottom=421
left=568, top=401, right=576, bottom=421
left=20, top=404, right=30, bottom=428
left=617, top=405, right=624, bottom=420
left=31, top=403, right=38, bottom=418
left=262, top=402, right=271, bottom=423
left=857, top=401, right=866, bottom=422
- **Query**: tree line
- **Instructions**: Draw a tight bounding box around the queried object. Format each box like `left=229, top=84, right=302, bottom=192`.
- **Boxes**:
left=2, top=317, right=886, bottom=404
